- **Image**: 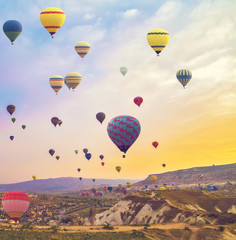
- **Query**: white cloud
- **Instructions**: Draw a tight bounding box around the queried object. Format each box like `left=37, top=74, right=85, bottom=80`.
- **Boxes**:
left=120, top=9, right=139, bottom=19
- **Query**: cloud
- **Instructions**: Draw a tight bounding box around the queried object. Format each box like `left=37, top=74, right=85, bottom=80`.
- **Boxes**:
left=120, top=9, right=139, bottom=19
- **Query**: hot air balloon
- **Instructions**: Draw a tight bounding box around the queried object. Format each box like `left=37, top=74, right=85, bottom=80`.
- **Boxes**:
left=22, top=125, right=26, bottom=130
left=162, top=163, right=166, bottom=168
left=75, top=41, right=90, bottom=59
left=134, top=97, right=143, bottom=107
left=122, top=188, right=128, bottom=195
left=11, top=118, right=16, bottom=123
left=40, top=7, right=65, bottom=38
left=127, top=182, right=131, bottom=188
left=104, top=187, right=107, bottom=192
left=64, top=72, right=82, bottom=90
left=81, top=192, right=86, bottom=197
left=107, top=115, right=141, bottom=158
left=2, top=192, right=29, bottom=223
left=120, top=66, right=128, bottom=76
left=86, top=192, right=90, bottom=196
left=49, top=75, right=64, bottom=94
left=116, top=166, right=121, bottom=173
left=77, top=168, right=81, bottom=172
left=101, top=162, right=105, bottom=166
left=75, top=150, right=78, bottom=154
left=99, top=155, right=104, bottom=160
left=56, top=155, right=60, bottom=160
left=7, top=105, right=15, bottom=115
left=92, top=179, right=96, bottom=182
left=145, top=185, right=148, bottom=189
left=51, top=117, right=59, bottom=127
left=155, top=185, right=158, bottom=188
left=176, top=69, right=192, bottom=88
left=32, top=175, right=37, bottom=181
left=49, top=149, right=55, bottom=156
left=83, top=148, right=88, bottom=154
left=96, top=112, right=106, bottom=124
left=64, top=79, right=70, bottom=89
left=147, top=29, right=170, bottom=56
left=58, top=120, right=63, bottom=126
left=79, top=177, right=82, bottom=181
left=118, top=184, right=123, bottom=189
left=152, top=141, right=158, bottom=148
left=10, top=136, right=14, bottom=141
left=150, top=175, right=157, bottom=182
left=85, top=153, right=92, bottom=160
left=160, top=187, right=166, bottom=190
left=3, top=20, right=22, bottom=45
left=98, top=191, right=103, bottom=197
left=91, top=188, right=96, bottom=194
left=107, top=186, right=113, bottom=192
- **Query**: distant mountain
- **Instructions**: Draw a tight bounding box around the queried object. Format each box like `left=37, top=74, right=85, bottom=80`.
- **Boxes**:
left=134, top=163, right=236, bottom=187
left=0, top=178, right=138, bottom=193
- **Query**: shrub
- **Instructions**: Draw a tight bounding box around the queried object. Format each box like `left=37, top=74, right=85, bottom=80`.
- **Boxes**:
left=218, top=226, right=225, bottom=232
left=102, top=223, right=114, bottom=230
left=185, top=226, right=190, bottom=231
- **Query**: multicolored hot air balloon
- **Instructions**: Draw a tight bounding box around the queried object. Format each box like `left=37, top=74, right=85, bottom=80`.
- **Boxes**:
left=147, top=29, right=170, bottom=56
left=99, top=155, right=104, bottom=160
left=107, top=186, right=113, bottom=192
left=49, top=149, right=55, bottom=156
left=7, top=105, right=15, bottom=115
left=116, top=166, right=121, bottom=173
left=64, top=79, right=70, bottom=90
left=49, top=75, right=64, bottom=94
left=134, top=97, right=143, bottom=107
left=150, top=175, right=157, bottom=182
left=56, top=155, right=60, bottom=160
left=107, top=115, right=141, bottom=158
left=51, top=117, right=59, bottom=127
left=75, top=41, right=90, bottom=59
left=40, top=7, right=65, bottom=38
left=85, top=153, right=92, bottom=160
left=32, top=175, right=37, bottom=181
left=101, top=162, right=105, bottom=166
left=64, top=72, right=82, bottom=90
left=176, top=69, right=192, bottom=88
left=120, top=66, right=128, bottom=76
left=22, top=125, right=26, bottom=130
left=11, top=118, right=16, bottom=123
left=75, top=150, right=78, bottom=154
left=152, top=141, right=158, bottom=148
left=2, top=192, right=30, bottom=223
left=10, top=136, right=14, bottom=141
left=83, top=148, right=88, bottom=154
left=96, top=112, right=106, bottom=124
left=3, top=20, right=22, bottom=45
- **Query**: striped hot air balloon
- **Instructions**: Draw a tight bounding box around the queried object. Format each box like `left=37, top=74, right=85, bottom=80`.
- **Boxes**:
left=2, top=192, right=30, bottom=223
left=176, top=69, right=192, bottom=88
left=75, top=41, right=90, bottom=59
left=49, top=75, right=64, bottom=94
left=120, top=66, right=128, bottom=76
left=147, top=29, right=170, bottom=56
left=64, top=72, right=82, bottom=90
left=40, top=7, right=65, bottom=38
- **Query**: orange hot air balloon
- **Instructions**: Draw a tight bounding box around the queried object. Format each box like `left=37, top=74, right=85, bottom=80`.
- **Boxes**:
left=152, top=141, right=158, bottom=148
left=2, top=192, right=30, bottom=223
left=40, top=7, right=65, bottom=38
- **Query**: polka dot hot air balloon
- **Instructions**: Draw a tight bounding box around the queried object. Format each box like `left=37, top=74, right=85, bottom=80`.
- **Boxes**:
left=147, top=29, right=170, bottom=56
left=176, top=69, right=192, bottom=88
left=2, top=192, right=30, bottom=223
left=75, top=41, right=90, bottom=59
left=49, top=75, right=64, bottom=94
left=107, top=115, right=141, bottom=158
left=64, top=72, right=82, bottom=91
left=40, top=7, right=65, bottom=38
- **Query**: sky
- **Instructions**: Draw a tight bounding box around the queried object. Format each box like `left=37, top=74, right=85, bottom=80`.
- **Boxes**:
left=0, top=0, right=235, bottom=183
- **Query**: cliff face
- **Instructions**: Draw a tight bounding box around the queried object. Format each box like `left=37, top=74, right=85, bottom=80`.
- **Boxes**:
left=87, top=191, right=236, bottom=225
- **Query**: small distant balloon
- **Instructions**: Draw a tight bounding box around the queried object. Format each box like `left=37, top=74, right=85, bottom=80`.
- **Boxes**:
left=150, top=175, right=157, bottom=182
left=152, top=141, right=158, bottom=148
left=162, top=163, right=166, bottom=168
left=64, top=72, right=82, bottom=90
left=49, top=149, right=55, bottom=156
left=3, top=20, right=22, bottom=45
left=10, top=136, right=14, bottom=141
left=120, top=66, right=128, bottom=76
left=116, top=166, right=121, bottom=173
left=92, top=179, right=96, bottom=182
left=51, top=117, right=59, bottom=127
left=11, top=118, right=16, bottom=123
left=134, top=97, right=143, bottom=107
left=22, top=125, right=26, bottom=130
left=75, top=150, right=78, bottom=154
left=79, top=177, right=82, bottom=181
left=176, top=69, right=192, bottom=88
left=99, top=155, right=104, bottom=160
left=85, top=153, right=92, bottom=160
left=77, top=168, right=81, bottom=172
left=83, top=148, right=88, bottom=154
left=49, top=75, right=64, bottom=94
left=58, top=120, right=63, bottom=126
left=75, top=41, right=90, bottom=59
left=56, top=155, right=60, bottom=160
left=32, top=175, right=37, bottom=181
left=107, top=186, right=113, bottom=192
left=101, top=162, right=105, bottom=166
left=96, top=112, right=106, bottom=124
left=7, top=105, right=15, bottom=115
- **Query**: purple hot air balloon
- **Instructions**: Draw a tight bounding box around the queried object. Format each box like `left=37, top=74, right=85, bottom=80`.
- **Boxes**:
left=85, top=153, right=92, bottom=160
left=107, top=115, right=141, bottom=158
left=51, top=117, right=59, bottom=127
left=77, top=168, right=81, bottom=172
left=58, top=120, right=63, bottom=126
left=49, top=149, right=55, bottom=156
left=99, top=155, right=104, bottom=160
left=10, top=136, right=14, bottom=141
left=83, top=148, right=88, bottom=154
left=7, top=105, right=15, bottom=115
left=96, top=112, right=106, bottom=124
left=81, top=192, right=86, bottom=197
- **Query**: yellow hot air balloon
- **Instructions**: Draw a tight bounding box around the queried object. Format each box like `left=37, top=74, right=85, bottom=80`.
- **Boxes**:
left=116, top=166, right=121, bottom=173
left=150, top=175, right=157, bottom=182
left=49, top=75, right=64, bottom=94
left=75, top=41, right=90, bottom=59
left=64, top=72, right=82, bottom=90
left=160, top=187, right=166, bottom=190
left=40, top=7, right=65, bottom=38
left=32, top=175, right=37, bottom=181
left=147, top=29, right=169, bottom=56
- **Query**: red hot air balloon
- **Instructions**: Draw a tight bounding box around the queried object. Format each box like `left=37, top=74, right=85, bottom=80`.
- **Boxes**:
left=2, top=192, right=30, bottom=223
left=51, top=117, right=59, bottom=127
left=7, top=105, right=15, bottom=115
left=104, top=187, right=107, bottom=192
left=81, top=192, right=86, bottom=197
left=96, top=112, right=106, bottom=124
left=152, top=141, right=158, bottom=148
left=101, top=162, right=105, bottom=166
left=86, top=192, right=90, bottom=196
left=133, top=97, right=143, bottom=107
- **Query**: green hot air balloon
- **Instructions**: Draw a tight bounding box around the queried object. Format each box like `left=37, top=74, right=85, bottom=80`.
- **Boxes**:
left=11, top=118, right=16, bottom=123
left=22, top=125, right=26, bottom=130
left=3, top=20, right=22, bottom=45
left=92, top=179, right=96, bottom=182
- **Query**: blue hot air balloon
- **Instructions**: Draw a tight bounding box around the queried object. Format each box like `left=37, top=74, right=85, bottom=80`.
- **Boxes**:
left=3, top=20, right=22, bottom=45
left=85, top=153, right=92, bottom=160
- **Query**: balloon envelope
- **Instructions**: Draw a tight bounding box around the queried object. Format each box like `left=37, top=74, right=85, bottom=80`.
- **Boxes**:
left=49, top=149, right=55, bottom=156
left=120, top=66, right=128, bottom=76
left=3, top=20, right=22, bottom=44
left=152, top=141, right=158, bottom=148
left=99, top=155, right=104, bottom=160
left=10, top=136, right=14, bottom=141
left=40, top=7, right=65, bottom=37
left=101, top=162, right=105, bottom=166
left=56, top=155, right=60, bottom=160
left=116, top=166, right=121, bottom=172
left=107, top=186, right=113, bottom=192
left=51, top=117, right=59, bottom=127
left=32, top=175, right=37, bottom=181
left=75, top=41, right=90, bottom=59
left=75, top=150, right=78, bottom=154
left=96, top=112, right=106, bottom=124
left=77, top=168, right=81, bottom=172
left=150, top=175, right=157, bottom=182
left=11, top=118, right=16, bottom=123
left=64, top=72, right=82, bottom=90
left=79, top=177, right=82, bottom=181
left=49, top=75, right=64, bottom=94
left=2, top=192, right=29, bottom=223
left=134, top=97, right=143, bottom=107
left=22, top=125, right=26, bottom=130
left=85, top=153, right=92, bottom=160
left=107, top=115, right=141, bottom=157
left=83, top=148, right=88, bottom=154
left=176, top=69, right=192, bottom=88
left=162, top=164, right=166, bottom=168
left=7, top=105, right=15, bottom=115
